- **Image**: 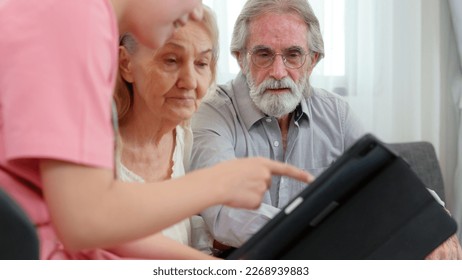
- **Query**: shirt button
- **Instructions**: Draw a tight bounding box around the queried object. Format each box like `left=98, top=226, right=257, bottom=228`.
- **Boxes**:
left=274, top=140, right=280, bottom=147
left=266, top=118, right=272, bottom=122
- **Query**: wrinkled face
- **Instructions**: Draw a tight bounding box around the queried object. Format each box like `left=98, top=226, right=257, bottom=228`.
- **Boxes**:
left=120, top=21, right=213, bottom=124
left=126, top=0, right=203, bottom=49
left=241, top=12, right=318, bottom=117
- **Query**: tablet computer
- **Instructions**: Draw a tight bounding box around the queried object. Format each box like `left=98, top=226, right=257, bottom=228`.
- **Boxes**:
left=228, top=133, right=457, bottom=259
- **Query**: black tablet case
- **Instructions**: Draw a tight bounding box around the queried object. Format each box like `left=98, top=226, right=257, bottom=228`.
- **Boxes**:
left=228, top=134, right=458, bottom=260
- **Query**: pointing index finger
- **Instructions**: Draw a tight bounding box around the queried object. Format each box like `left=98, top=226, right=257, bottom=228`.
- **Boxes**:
left=263, top=158, right=314, bottom=183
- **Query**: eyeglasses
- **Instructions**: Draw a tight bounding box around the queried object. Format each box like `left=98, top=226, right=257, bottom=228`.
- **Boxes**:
left=248, top=47, right=309, bottom=69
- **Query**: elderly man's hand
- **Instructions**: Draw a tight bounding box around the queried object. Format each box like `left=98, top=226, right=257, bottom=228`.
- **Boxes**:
left=425, top=234, right=462, bottom=260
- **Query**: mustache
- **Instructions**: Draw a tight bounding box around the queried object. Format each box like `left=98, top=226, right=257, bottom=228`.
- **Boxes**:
left=260, top=77, right=298, bottom=91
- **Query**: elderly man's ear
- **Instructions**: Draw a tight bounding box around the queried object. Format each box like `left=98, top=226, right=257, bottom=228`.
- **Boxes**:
left=307, top=52, right=320, bottom=73
left=118, top=46, right=134, bottom=83
left=235, top=51, right=246, bottom=74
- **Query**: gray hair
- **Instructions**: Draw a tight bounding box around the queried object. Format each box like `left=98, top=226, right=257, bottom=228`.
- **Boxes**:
left=114, top=5, right=219, bottom=123
left=231, top=0, right=324, bottom=64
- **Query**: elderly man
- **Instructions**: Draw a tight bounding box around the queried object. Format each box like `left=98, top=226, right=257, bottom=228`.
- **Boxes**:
left=190, top=0, right=461, bottom=259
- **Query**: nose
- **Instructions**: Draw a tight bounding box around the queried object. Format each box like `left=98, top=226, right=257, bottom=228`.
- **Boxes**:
left=177, top=63, right=197, bottom=90
left=269, top=54, right=288, bottom=80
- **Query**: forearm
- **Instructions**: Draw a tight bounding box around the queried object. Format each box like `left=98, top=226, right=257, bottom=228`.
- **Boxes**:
left=41, top=160, right=223, bottom=251
left=42, top=157, right=310, bottom=252
left=108, top=232, right=217, bottom=260
left=202, top=204, right=280, bottom=248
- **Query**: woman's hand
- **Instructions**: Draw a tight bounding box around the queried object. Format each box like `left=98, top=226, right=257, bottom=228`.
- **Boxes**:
left=194, top=157, right=314, bottom=209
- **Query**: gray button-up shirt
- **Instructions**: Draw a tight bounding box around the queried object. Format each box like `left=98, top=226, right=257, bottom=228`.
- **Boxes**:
left=190, top=72, right=366, bottom=247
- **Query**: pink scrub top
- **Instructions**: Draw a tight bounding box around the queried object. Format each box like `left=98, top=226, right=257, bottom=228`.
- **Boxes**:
left=0, top=0, right=119, bottom=259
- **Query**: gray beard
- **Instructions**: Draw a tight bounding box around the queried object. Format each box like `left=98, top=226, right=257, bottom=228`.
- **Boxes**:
left=245, top=71, right=309, bottom=118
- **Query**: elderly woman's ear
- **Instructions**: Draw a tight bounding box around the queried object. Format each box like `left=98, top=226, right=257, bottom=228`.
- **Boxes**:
left=118, top=46, right=134, bottom=83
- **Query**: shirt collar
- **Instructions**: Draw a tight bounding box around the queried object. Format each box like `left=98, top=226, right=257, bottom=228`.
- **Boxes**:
left=232, top=72, right=311, bottom=130
left=298, top=93, right=311, bottom=122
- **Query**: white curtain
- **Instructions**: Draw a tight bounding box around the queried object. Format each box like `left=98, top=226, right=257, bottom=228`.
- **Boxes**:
left=449, top=0, right=462, bottom=240
left=204, top=0, right=462, bottom=236
left=340, top=0, right=461, bottom=238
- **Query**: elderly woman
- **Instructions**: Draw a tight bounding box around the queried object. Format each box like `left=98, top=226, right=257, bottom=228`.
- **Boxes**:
left=111, top=6, right=218, bottom=259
